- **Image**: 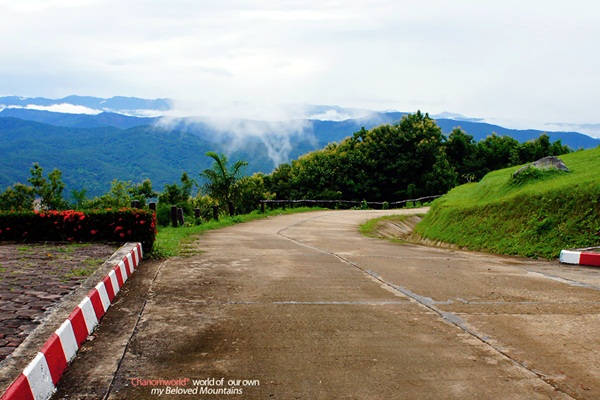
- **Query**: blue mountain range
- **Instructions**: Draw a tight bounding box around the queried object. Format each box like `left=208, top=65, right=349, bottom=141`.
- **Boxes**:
left=1, top=96, right=598, bottom=197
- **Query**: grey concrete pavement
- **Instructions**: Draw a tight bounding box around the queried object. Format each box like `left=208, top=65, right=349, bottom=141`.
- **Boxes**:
left=53, top=209, right=600, bottom=399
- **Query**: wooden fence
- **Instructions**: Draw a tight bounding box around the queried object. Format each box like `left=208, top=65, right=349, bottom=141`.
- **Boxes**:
left=139, top=195, right=442, bottom=228
left=258, top=195, right=442, bottom=212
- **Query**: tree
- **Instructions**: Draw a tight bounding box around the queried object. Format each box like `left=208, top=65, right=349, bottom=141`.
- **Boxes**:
left=0, top=183, right=36, bottom=211
left=362, top=111, right=457, bottom=199
left=156, top=173, right=196, bottom=226
left=515, top=134, right=571, bottom=164
left=71, top=188, right=88, bottom=210
left=266, top=163, right=294, bottom=200
left=158, top=172, right=195, bottom=206
left=445, top=128, right=479, bottom=183
left=85, top=179, right=134, bottom=209
left=236, top=173, right=273, bottom=214
left=475, top=133, right=521, bottom=176
left=200, top=152, right=248, bottom=207
left=27, top=163, right=68, bottom=210
left=269, top=111, right=457, bottom=202
left=130, top=179, right=159, bottom=203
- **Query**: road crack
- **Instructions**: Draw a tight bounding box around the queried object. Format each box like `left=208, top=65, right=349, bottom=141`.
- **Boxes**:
left=278, top=217, right=576, bottom=399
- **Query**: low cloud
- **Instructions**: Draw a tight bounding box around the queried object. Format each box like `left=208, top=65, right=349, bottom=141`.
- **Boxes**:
left=4, top=103, right=101, bottom=115
left=158, top=100, right=315, bottom=168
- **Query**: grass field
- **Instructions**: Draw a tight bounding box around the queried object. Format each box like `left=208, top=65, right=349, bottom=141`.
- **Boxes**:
left=415, top=147, right=600, bottom=259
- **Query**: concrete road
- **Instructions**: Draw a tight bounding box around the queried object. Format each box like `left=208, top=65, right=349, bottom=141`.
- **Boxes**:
left=53, top=209, right=600, bottom=399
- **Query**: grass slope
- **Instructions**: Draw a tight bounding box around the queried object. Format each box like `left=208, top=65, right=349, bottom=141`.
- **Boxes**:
left=416, top=147, right=600, bottom=259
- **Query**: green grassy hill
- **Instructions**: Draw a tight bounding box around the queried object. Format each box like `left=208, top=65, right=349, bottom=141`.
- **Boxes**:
left=415, top=146, right=600, bottom=259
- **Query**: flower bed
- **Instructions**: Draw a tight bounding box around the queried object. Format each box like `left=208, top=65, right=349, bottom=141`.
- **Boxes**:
left=0, top=209, right=156, bottom=252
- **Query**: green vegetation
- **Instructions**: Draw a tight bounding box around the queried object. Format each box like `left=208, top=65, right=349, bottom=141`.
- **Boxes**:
left=61, top=258, right=105, bottom=280
left=266, top=113, right=570, bottom=202
left=0, top=111, right=581, bottom=261
left=1, top=112, right=571, bottom=216
left=65, top=266, right=96, bottom=279
left=415, top=146, right=600, bottom=259
left=200, top=151, right=249, bottom=207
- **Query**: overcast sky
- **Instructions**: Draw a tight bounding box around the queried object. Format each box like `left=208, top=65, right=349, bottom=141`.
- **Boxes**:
left=1, top=0, right=599, bottom=132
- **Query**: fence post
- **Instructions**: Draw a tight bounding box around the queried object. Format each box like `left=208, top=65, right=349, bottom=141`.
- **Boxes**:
left=260, top=202, right=265, bottom=213
left=195, top=208, right=201, bottom=219
left=212, top=205, right=219, bottom=221
left=177, top=208, right=185, bottom=226
left=228, top=201, right=234, bottom=216
left=170, top=205, right=178, bottom=227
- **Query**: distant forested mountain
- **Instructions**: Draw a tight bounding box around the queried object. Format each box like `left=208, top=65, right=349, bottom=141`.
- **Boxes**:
left=1, top=99, right=598, bottom=199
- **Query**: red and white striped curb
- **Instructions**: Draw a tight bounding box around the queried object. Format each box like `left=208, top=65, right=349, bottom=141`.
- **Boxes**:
left=1, top=243, right=143, bottom=400
left=560, top=248, right=600, bottom=267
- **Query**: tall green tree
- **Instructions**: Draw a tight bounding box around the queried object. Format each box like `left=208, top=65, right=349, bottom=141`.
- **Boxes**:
left=445, top=128, right=479, bottom=183
left=85, top=179, right=134, bottom=209
left=359, top=111, right=457, bottom=200
left=236, top=173, right=274, bottom=214
left=0, top=183, right=36, bottom=211
left=475, top=133, right=521, bottom=176
left=158, top=172, right=195, bottom=206
left=130, top=179, right=159, bottom=203
left=266, top=163, right=294, bottom=200
left=200, top=152, right=248, bottom=206
left=267, top=111, right=457, bottom=202
left=27, top=163, right=68, bottom=210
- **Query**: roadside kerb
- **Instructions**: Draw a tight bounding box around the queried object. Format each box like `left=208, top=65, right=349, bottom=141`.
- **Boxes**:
left=560, top=247, right=600, bottom=267
left=0, top=242, right=143, bottom=400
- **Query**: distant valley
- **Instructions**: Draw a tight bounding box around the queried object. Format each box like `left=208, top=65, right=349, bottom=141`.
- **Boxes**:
left=1, top=96, right=599, bottom=198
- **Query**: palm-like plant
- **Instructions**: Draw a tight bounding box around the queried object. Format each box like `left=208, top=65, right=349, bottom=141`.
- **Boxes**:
left=200, top=151, right=248, bottom=207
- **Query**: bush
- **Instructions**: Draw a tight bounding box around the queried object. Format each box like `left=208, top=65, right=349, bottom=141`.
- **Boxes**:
left=0, top=208, right=157, bottom=252
left=510, top=166, right=565, bottom=186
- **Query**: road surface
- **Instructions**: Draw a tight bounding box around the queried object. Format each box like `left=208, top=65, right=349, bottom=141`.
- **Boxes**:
left=53, top=209, right=600, bottom=399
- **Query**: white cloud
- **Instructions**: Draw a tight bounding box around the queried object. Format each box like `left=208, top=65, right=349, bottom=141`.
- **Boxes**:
left=1, top=0, right=600, bottom=128
left=25, top=104, right=101, bottom=115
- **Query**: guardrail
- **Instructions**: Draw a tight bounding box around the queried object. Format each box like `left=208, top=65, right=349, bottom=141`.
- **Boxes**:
left=258, top=195, right=442, bottom=211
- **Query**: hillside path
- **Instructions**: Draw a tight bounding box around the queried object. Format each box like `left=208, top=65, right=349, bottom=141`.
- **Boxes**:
left=53, top=209, right=600, bottom=399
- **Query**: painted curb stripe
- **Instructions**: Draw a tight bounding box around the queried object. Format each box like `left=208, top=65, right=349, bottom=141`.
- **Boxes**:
left=580, top=252, right=600, bottom=267
left=67, top=308, right=88, bottom=347
left=113, top=263, right=125, bottom=288
left=40, top=334, right=67, bottom=385
left=95, top=281, right=112, bottom=313
left=78, top=297, right=99, bottom=335
left=118, top=260, right=128, bottom=283
left=55, top=321, right=78, bottom=363
left=560, top=249, right=600, bottom=267
left=108, top=269, right=120, bottom=297
left=124, top=254, right=133, bottom=276
left=23, top=353, right=54, bottom=400
left=1, top=243, right=142, bottom=400
left=559, top=250, right=581, bottom=265
left=1, top=375, right=33, bottom=400
left=102, top=275, right=116, bottom=302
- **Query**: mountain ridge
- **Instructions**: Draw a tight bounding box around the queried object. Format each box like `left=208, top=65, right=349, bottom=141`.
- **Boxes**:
left=1, top=96, right=599, bottom=199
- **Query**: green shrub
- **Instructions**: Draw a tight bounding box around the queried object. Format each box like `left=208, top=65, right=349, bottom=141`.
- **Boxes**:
left=510, top=166, right=566, bottom=186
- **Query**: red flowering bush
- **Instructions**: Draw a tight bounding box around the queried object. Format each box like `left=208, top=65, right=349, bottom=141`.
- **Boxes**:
left=0, top=208, right=156, bottom=252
